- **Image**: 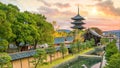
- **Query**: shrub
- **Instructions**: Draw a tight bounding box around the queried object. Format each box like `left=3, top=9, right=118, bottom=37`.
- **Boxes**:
left=105, top=41, right=118, bottom=61
left=105, top=53, right=120, bottom=68
left=0, top=53, right=11, bottom=68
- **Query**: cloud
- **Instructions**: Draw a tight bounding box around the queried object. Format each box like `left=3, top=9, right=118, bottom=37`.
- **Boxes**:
left=54, top=3, right=71, bottom=8
left=84, top=18, right=120, bottom=31
left=38, top=6, right=75, bottom=20
left=91, top=0, right=102, bottom=2
left=37, top=0, right=51, bottom=7
left=38, top=6, right=76, bottom=29
left=37, top=0, right=70, bottom=8
left=39, top=6, right=58, bottom=15
left=95, top=0, right=120, bottom=17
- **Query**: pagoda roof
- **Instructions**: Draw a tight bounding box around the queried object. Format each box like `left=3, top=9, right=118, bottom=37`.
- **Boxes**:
left=71, top=21, right=85, bottom=24
left=71, top=14, right=85, bottom=20
left=71, top=26, right=85, bottom=29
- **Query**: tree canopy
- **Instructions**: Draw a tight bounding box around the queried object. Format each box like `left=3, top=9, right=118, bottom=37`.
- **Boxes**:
left=0, top=2, right=54, bottom=50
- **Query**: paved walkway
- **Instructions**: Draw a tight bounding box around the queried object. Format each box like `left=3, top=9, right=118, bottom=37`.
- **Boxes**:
left=91, top=52, right=106, bottom=68
left=91, top=62, right=100, bottom=68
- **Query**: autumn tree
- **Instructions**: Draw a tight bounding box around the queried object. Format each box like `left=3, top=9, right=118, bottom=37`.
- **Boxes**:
left=91, top=27, right=102, bottom=35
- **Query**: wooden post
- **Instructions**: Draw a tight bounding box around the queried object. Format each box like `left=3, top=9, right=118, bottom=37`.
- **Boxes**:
left=28, top=58, right=30, bottom=68
left=11, top=62, right=13, bottom=68
left=20, top=59, right=22, bottom=68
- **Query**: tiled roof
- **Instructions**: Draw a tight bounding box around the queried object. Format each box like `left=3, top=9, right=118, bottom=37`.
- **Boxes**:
left=71, top=21, right=85, bottom=24
left=89, top=29, right=101, bottom=37
left=55, top=45, right=70, bottom=51
left=66, top=36, right=74, bottom=41
left=9, top=36, right=74, bottom=61
left=9, top=50, right=36, bottom=61
left=9, top=45, right=71, bottom=60
left=71, top=14, right=85, bottom=20
left=54, top=37, right=65, bottom=44
left=54, top=37, right=74, bottom=44
left=71, top=26, right=85, bottom=29
left=57, top=29, right=71, bottom=33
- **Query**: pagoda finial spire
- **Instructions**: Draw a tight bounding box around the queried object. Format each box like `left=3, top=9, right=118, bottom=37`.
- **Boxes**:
left=78, top=4, right=79, bottom=15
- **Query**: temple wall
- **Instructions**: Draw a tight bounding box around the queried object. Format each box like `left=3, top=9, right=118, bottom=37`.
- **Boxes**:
left=11, top=51, right=69, bottom=68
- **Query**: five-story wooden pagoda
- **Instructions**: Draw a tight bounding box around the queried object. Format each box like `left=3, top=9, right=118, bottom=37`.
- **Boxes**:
left=71, top=6, right=85, bottom=30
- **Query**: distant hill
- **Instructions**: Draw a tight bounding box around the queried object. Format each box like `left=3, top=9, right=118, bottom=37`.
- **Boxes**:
left=57, top=29, right=71, bottom=33
left=103, top=30, right=120, bottom=38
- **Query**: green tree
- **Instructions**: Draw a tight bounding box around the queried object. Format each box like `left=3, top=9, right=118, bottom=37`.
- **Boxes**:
left=0, top=39, right=11, bottom=68
left=76, top=41, right=81, bottom=52
left=59, top=43, right=68, bottom=59
left=25, top=13, right=54, bottom=49
left=100, top=38, right=109, bottom=45
left=105, top=41, right=118, bottom=61
left=70, top=43, right=77, bottom=55
left=0, top=39, right=8, bottom=52
left=0, top=53, right=11, bottom=68
left=105, top=53, right=120, bottom=68
left=33, top=49, right=47, bottom=68
left=85, top=40, right=91, bottom=48
left=90, top=38, right=95, bottom=46
left=0, top=2, right=54, bottom=51
left=0, top=10, right=13, bottom=41
left=45, top=45, right=56, bottom=63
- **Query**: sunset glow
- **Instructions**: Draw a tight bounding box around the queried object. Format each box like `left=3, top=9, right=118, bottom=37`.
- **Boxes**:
left=90, top=7, right=98, bottom=16
left=0, top=0, right=120, bottom=31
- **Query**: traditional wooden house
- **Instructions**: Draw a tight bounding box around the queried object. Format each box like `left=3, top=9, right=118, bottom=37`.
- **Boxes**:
left=84, top=29, right=102, bottom=45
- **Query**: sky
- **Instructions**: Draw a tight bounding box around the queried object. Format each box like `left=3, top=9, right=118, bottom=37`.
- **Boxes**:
left=0, top=0, right=120, bottom=31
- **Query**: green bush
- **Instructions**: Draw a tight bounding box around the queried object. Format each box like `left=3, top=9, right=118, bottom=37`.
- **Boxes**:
left=0, top=53, right=11, bottom=68
left=105, top=53, right=120, bottom=68
left=105, top=41, right=118, bottom=61
left=0, top=39, right=8, bottom=52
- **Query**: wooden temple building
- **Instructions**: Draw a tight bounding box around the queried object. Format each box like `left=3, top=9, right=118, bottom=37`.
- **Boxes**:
left=84, top=29, right=102, bottom=45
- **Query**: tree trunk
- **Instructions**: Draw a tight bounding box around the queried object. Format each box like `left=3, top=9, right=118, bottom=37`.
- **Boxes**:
left=62, top=53, right=64, bottom=59
left=50, top=55, right=52, bottom=64
left=21, top=41, right=27, bottom=51
left=35, top=57, right=40, bottom=68
left=34, top=40, right=38, bottom=49
left=15, top=41, right=20, bottom=52
left=78, top=46, right=80, bottom=53
left=1, top=65, right=3, bottom=68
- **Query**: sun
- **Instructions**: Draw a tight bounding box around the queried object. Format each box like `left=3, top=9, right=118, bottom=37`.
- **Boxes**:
left=90, top=7, right=98, bottom=16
